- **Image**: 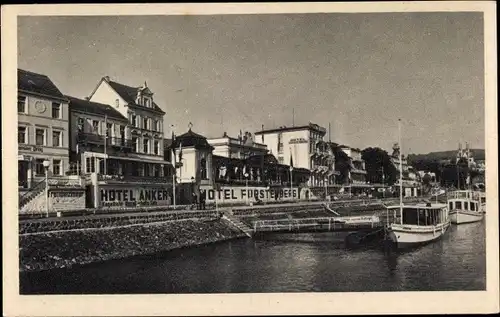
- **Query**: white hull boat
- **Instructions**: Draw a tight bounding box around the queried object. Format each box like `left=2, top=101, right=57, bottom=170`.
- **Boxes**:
left=448, top=190, right=484, bottom=225
left=385, top=203, right=450, bottom=250
left=449, top=210, right=484, bottom=224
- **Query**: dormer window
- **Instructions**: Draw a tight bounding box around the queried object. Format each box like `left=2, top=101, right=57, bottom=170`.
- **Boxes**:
left=143, top=97, right=151, bottom=107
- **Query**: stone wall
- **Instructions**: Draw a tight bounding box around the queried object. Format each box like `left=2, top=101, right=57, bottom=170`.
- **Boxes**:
left=19, top=219, right=245, bottom=273
left=19, top=210, right=218, bottom=234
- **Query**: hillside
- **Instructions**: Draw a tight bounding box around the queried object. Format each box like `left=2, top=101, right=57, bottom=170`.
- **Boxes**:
left=408, top=149, right=485, bottom=162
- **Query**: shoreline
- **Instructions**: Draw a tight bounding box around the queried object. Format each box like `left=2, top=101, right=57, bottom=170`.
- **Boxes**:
left=19, top=218, right=246, bottom=273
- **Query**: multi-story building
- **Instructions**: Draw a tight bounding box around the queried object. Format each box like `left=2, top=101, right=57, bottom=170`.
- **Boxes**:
left=254, top=123, right=334, bottom=187
left=17, top=69, right=70, bottom=188
left=339, top=146, right=367, bottom=185
left=208, top=131, right=268, bottom=159
left=391, top=143, right=420, bottom=196
left=85, top=76, right=167, bottom=178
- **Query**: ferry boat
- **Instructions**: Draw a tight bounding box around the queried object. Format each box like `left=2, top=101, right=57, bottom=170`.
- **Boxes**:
left=384, top=203, right=450, bottom=249
left=448, top=190, right=484, bottom=224
left=383, top=119, right=450, bottom=250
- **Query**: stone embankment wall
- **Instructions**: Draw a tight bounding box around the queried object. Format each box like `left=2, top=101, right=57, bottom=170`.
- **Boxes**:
left=20, top=218, right=245, bottom=273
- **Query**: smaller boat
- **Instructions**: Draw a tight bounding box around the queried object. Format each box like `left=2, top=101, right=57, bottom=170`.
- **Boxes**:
left=448, top=190, right=484, bottom=224
left=384, top=203, right=450, bottom=250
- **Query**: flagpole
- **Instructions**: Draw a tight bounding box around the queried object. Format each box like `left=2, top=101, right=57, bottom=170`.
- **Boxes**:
left=104, top=114, right=107, bottom=175
left=398, top=119, right=403, bottom=213
left=172, top=130, right=176, bottom=208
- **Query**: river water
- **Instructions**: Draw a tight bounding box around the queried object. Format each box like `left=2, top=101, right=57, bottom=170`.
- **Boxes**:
left=20, top=221, right=485, bottom=294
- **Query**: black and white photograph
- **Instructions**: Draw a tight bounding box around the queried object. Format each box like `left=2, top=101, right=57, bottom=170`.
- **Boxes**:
left=2, top=2, right=498, bottom=316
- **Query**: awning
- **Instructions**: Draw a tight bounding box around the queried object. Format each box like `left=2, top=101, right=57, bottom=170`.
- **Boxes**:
left=107, top=155, right=167, bottom=165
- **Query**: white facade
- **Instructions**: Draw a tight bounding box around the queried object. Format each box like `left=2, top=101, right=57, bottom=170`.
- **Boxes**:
left=18, top=69, right=70, bottom=188
left=88, top=77, right=165, bottom=163
left=255, top=123, right=333, bottom=186
left=208, top=132, right=268, bottom=159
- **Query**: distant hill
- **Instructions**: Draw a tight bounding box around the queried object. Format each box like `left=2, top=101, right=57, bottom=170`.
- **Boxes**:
left=408, top=149, right=485, bottom=162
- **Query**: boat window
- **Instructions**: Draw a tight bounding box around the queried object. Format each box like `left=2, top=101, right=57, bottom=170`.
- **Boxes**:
left=436, top=208, right=441, bottom=223
left=471, top=203, right=476, bottom=211
left=449, top=202, right=453, bottom=210
left=402, top=208, right=419, bottom=225
left=481, top=197, right=486, bottom=204
left=418, top=209, right=427, bottom=226
left=464, top=201, right=469, bottom=210
left=456, top=201, right=462, bottom=210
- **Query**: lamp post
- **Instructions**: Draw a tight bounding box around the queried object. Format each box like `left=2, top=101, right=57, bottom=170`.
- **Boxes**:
left=289, top=166, right=293, bottom=200
left=191, top=176, right=196, bottom=208
left=244, top=172, right=249, bottom=205
left=324, top=177, right=328, bottom=201
left=43, top=160, right=50, bottom=218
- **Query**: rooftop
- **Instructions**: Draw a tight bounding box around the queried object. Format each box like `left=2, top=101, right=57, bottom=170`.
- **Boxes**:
left=174, top=128, right=213, bottom=150
left=102, top=77, right=165, bottom=114
left=254, top=122, right=326, bottom=135
left=67, top=96, right=128, bottom=122
left=18, top=69, right=67, bottom=101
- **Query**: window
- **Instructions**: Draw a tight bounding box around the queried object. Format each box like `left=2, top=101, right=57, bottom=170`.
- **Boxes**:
left=92, top=120, right=99, bottom=134
left=471, top=202, right=476, bottom=211
left=53, top=159, right=61, bottom=175
left=18, top=126, right=27, bottom=144
left=18, top=96, right=26, bottom=113
left=106, top=123, right=113, bottom=138
left=278, top=157, right=284, bottom=164
left=152, top=119, right=157, bottom=131
left=464, top=201, right=469, bottom=210
left=35, top=159, right=45, bottom=176
left=456, top=201, right=462, bottom=210
left=143, top=138, right=149, bottom=153
left=154, top=140, right=159, bottom=155
left=143, top=117, right=149, bottom=130
left=52, top=130, right=61, bottom=147
left=119, top=125, right=125, bottom=145
left=35, top=128, right=45, bottom=146
left=131, top=115, right=137, bottom=127
left=85, top=157, right=96, bottom=173
left=51, top=102, right=61, bottom=119
left=77, top=118, right=84, bottom=132
left=132, top=136, right=138, bottom=152
left=144, top=97, right=151, bottom=107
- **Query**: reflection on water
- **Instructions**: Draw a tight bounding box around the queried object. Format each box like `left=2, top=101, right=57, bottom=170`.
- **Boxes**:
left=20, top=221, right=485, bottom=294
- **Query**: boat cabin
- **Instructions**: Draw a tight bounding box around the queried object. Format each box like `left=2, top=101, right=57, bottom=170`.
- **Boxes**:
left=386, top=204, right=448, bottom=227
left=449, top=190, right=482, bottom=201
left=448, top=199, right=480, bottom=213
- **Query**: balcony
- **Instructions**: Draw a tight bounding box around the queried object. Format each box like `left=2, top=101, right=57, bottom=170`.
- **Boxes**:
left=77, top=133, right=134, bottom=151
left=97, top=174, right=172, bottom=184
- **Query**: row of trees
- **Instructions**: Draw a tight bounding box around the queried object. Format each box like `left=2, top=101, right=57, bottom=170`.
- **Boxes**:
left=316, top=144, right=483, bottom=189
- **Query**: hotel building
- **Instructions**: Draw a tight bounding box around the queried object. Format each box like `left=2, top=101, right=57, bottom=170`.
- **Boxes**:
left=339, top=146, right=368, bottom=185
left=80, top=76, right=168, bottom=179
left=17, top=69, right=70, bottom=189
left=254, top=123, right=335, bottom=187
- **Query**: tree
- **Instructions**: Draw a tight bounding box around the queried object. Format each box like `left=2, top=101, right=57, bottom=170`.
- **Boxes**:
left=330, top=144, right=351, bottom=184
left=361, top=147, right=398, bottom=185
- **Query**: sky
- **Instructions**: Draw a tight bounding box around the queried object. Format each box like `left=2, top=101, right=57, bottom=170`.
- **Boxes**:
left=18, top=12, right=485, bottom=154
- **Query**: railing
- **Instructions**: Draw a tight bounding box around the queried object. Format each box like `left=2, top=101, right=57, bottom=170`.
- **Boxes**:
left=77, top=132, right=134, bottom=148
left=97, top=174, right=172, bottom=183
left=19, top=179, right=46, bottom=208
left=47, top=176, right=83, bottom=187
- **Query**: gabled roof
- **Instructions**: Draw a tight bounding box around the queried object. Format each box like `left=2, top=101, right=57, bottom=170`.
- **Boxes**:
left=18, top=69, right=67, bottom=101
left=105, top=79, right=165, bottom=114
left=174, top=129, right=213, bottom=150
left=67, top=96, right=129, bottom=123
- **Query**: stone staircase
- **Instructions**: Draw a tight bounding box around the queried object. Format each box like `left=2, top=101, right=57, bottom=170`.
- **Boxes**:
left=19, top=181, right=46, bottom=210
left=222, top=212, right=254, bottom=238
